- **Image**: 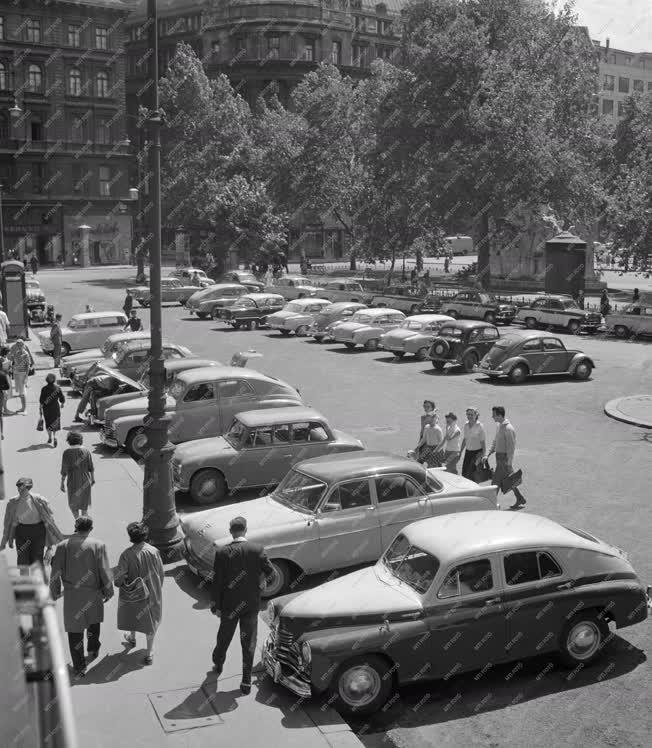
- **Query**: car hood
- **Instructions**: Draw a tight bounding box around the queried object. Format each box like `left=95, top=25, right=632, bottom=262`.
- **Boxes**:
left=267, top=311, right=303, bottom=321
left=61, top=348, right=103, bottom=365
left=381, top=329, right=426, bottom=343
left=173, top=436, right=236, bottom=464
left=106, top=394, right=175, bottom=419
left=481, top=343, right=511, bottom=366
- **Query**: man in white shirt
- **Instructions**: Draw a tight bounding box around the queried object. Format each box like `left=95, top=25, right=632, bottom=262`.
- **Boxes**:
left=487, top=405, right=526, bottom=509
left=442, top=412, right=462, bottom=474
left=0, top=308, right=9, bottom=347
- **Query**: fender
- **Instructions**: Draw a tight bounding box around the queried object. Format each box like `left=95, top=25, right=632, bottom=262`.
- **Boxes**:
left=500, top=355, right=531, bottom=373
left=569, top=353, right=595, bottom=372
left=113, top=413, right=147, bottom=446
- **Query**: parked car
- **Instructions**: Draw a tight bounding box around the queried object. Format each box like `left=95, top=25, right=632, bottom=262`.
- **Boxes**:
left=60, top=331, right=151, bottom=380
left=181, top=451, right=499, bottom=596
left=101, top=366, right=302, bottom=458
left=38, top=311, right=128, bottom=356
left=264, top=275, right=324, bottom=300
left=379, top=314, right=455, bottom=360
left=173, top=407, right=365, bottom=504
left=25, top=278, right=47, bottom=317
left=185, top=284, right=250, bottom=319
left=332, top=308, right=406, bottom=350
left=217, top=270, right=265, bottom=292
left=370, top=285, right=427, bottom=314
left=318, top=279, right=373, bottom=304
left=126, top=277, right=197, bottom=307
left=308, top=302, right=368, bottom=342
left=442, top=290, right=517, bottom=324
left=428, top=320, right=500, bottom=372
left=266, top=299, right=332, bottom=336
left=73, top=341, right=193, bottom=392
left=605, top=303, right=652, bottom=338
left=418, top=288, right=459, bottom=314
left=262, top=510, right=650, bottom=715
left=219, top=293, right=286, bottom=329
left=94, top=358, right=223, bottom=424
left=515, top=295, right=602, bottom=334
left=477, top=331, right=595, bottom=384
left=170, top=267, right=213, bottom=287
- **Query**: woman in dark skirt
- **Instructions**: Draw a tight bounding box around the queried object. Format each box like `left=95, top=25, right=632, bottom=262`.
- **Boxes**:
left=416, top=400, right=444, bottom=467
left=39, top=372, right=65, bottom=447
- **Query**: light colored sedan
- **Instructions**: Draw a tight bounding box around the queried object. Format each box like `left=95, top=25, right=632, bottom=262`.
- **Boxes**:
left=332, top=308, right=406, bottom=350
left=59, top=330, right=151, bottom=378
left=181, top=451, right=499, bottom=597
left=264, top=275, right=324, bottom=300
left=186, top=284, right=250, bottom=319
left=266, top=299, right=332, bottom=336
left=380, top=314, right=455, bottom=359
left=127, top=277, right=197, bottom=307
left=38, top=311, right=128, bottom=356
left=173, top=406, right=364, bottom=504
left=605, top=303, right=652, bottom=338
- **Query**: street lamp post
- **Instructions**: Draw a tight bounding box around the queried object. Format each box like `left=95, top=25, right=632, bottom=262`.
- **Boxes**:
left=142, top=0, right=183, bottom=560
left=0, top=181, right=5, bottom=263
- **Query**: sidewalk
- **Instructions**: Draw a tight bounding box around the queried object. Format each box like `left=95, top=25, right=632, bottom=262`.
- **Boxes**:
left=604, top=395, right=652, bottom=429
left=1, top=349, right=361, bottom=748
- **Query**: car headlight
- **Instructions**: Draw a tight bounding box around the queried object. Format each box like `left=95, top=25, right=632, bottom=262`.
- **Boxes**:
left=300, top=641, right=311, bottom=665
left=266, top=601, right=277, bottom=623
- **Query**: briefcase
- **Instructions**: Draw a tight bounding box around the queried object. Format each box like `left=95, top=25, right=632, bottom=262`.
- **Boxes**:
left=501, top=469, right=523, bottom=495
left=473, top=459, right=493, bottom=483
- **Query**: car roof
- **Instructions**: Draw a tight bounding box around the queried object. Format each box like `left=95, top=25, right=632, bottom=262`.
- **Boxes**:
left=175, top=366, right=279, bottom=385
left=235, top=407, right=325, bottom=427
left=534, top=294, right=574, bottom=300
left=354, top=308, right=403, bottom=317
left=502, top=330, right=561, bottom=341
left=287, top=298, right=331, bottom=305
left=162, top=358, right=221, bottom=372
left=240, top=293, right=284, bottom=300
left=106, top=330, right=150, bottom=343
left=326, top=302, right=367, bottom=312
left=71, top=311, right=125, bottom=320
left=404, top=314, right=453, bottom=321
left=441, top=319, right=494, bottom=329
left=283, top=275, right=311, bottom=282
left=294, top=451, right=429, bottom=483
left=403, top=511, right=612, bottom=563
left=201, top=283, right=243, bottom=292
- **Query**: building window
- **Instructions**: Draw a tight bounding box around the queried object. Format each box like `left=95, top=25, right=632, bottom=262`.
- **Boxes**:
left=72, top=163, right=89, bottom=194
left=0, top=16, right=4, bottom=40
left=26, top=19, right=41, bottom=43
left=618, top=76, right=630, bottom=93
left=96, top=71, right=110, bottom=98
left=95, top=27, right=109, bottom=50
left=267, top=35, right=280, bottom=60
left=212, top=41, right=221, bottom=55
left=352, top=45, right=365, bottom=67
left=68, top=24, right=81, bottom=47
left=638, top=59, right=646, bottom=69
left=377, top=46, right=392, bottom=60
left=302, top=42, right=314, bottom=61
left=648, top=81, right=652, bottom=92
left=27, top=64, right=43, bottom=93
left=380, top=20, right=393, bottom=36
left=354, top=16, right=361, bottom=31
left=234, top=36, right=246, bottom=57
left=633, top=79, right=644, bottom=92
left=0, top=61, right=7, bottom=90
left=32, top=163, right=45, bottom=193
left=331, top=41, right=341, bottom=65
left=68, top=68, right=82, bottom=96
left=95, top=117, right=111, bottom=144
left=99, top=166, right=111, bottom=196
left=366, top=18, right=377, bottom=33
left=30, top=116, right=43, bottom=141
left=609, top=53, right=616, bottom=64
left=0, top=113, right=8, bottom=139
left=69, top=114, right=85, bottom=143
left=602, top=74, right=614, bottom=91
left=602, top=99, right=614, bottom=115
left=624, top=56, right=631, bottom=65
left=617, top=101, right=625, bottom=117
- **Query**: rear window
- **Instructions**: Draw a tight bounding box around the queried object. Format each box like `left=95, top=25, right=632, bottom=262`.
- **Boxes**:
left=351, top=313, right=372, bottom=323
left=440, top=326, right=463, bottom=338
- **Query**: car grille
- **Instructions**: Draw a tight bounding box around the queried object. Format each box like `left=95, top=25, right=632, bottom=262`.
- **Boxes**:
left=271, top=622, right=303, bottom=672
left=172, top=459, right=181, bottom=484
left=103, top=424, right=115, bottom=440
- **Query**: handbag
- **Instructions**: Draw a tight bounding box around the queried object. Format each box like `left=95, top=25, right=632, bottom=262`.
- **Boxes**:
left=28, top=366, right=35, bottom=376
left=119, top=576, right=149, bottom=603
left=473, top=458, right=493, bottom=483
left=501, top=468, right=523, bottom=495
left=36, top=417, right=44, bottom=431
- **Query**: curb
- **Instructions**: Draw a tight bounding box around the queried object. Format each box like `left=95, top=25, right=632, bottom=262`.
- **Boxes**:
left=604, top=395, right=652, bottom=429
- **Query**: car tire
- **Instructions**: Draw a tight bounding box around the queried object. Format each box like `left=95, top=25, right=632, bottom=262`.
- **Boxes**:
left=525, top=317, right=537, bottom=329
left=431, top=339, right=449, bottom=358
left=393, top=351, right=405, bottom=359
left=190, top=469, right=227, bottom=505
left=331, top=655, right=395, bottom=717
left=298, top=293, right=305, bottom=299
left=567, top=319, right=581, bottom=334
left=558, top=612, right=608, bottom=667
left=61, top=342, right=71, bottom=357
left=344, top=342, right=356, bottom=349
left=484, top=311, right=496, bottom=324
left=179, top=299, right=187, bottom=306
left=431, top=360, right=446, bottom=371
left=462, top=351, right=478, bottom=373
left=196, top=312, right=207, bottom=320
left=614, top=325, right=630, bottom=339
left=125, top=428, right=148, bottom=460
left=211, top=307, right=222, bottom=320
left=508, top=364, right=529, bottom=384
left=280, top=329, right=291, bottom=336
left=261, top=560, right=292, bottom=599
left=573, top=360, right=592, bottom=380
left=445, top=310, right=458, bottom=319
left=295, top=324, right=309, bottom=337
left=410, top=304, right=420, bottom=314
left=243, top=320, right=253, bottom=331
left=415, top=347, right=429, bottom=361
left=233, top=321, right=242, bottom=330
left=365, top=338, right=379, bottom=351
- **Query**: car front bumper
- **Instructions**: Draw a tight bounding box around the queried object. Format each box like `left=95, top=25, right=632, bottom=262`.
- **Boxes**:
left=262, top=635, right=312, bottom=698
left=182, top=538, right=213, bottom=578
left=100, top=428, right=119, bottom=448
left=476, top=364, right=504, bottom=376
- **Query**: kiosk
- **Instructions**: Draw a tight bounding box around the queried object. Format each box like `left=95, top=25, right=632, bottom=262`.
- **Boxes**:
left=1, top=260, right=30, bottom=339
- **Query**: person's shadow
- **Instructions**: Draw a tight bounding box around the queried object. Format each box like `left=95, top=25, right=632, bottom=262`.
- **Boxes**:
left=17, top=444, right=53, bottom=452
left=71, top=647, right=147, bottom=685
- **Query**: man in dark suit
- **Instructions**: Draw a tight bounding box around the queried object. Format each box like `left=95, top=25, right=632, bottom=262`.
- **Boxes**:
left=210, top=516, right=274, bottom=694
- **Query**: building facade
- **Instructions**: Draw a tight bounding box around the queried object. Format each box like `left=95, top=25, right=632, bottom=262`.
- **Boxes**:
left=0, top=0, right=134, bottom=266
left=594, top=40, right=652, bottom=120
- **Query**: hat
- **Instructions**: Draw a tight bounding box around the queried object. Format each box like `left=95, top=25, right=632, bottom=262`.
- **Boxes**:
left=16, top=477, right=33, bottom=489
left=229, top=516, right=247, bottom=532
left=444, top=412, right=457, bottom=420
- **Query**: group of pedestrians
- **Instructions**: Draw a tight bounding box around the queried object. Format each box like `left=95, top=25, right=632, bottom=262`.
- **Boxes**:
left=415, top=400, right=526, bottom=510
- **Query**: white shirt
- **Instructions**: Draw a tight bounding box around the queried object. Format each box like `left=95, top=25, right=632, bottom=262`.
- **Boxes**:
left=443, top=423, right=462, bottom=452
left=0, top=310, right=9, bottom=344
left=463, top=421, right=486, bottom=451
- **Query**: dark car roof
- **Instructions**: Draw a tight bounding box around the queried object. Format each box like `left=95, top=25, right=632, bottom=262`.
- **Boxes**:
left=294, top=451, right=428, bottom=483
left=502, top=330, right=559, bottom=341
left=441, top=319, right=496, bottom=330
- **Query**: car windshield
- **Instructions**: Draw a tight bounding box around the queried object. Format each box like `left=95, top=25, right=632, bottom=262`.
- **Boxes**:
left=239, top=274, right=257, bottom=284
left=562, top=299, right=580, bottom=310
left=224, top=420, right=246, bottom=448
left=285, top=302, right=304, bottom=313
left=351, top=313, right=373, bottom=323
left=115, top=347, right=148, bottom=364
left=401, top=320, right=425, bottom=330
left=271, top=469, right=327, bottom=514
left=381, top=534, right=440, bottom=594
left=439, top=326, right=464, bottom=338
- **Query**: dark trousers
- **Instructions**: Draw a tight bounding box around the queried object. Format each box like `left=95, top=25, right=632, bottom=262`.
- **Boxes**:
left=15, top=522, right=46, bottom=566
left=212, top=609, right=258, bottom=683
left=68, top=624, right=101, bottom=671
left=53, top=343, right=62, bottom=368
left=462, top=449, right=483, bottom=480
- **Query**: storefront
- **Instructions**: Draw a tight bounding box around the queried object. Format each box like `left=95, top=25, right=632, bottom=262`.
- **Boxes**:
left=1, top=204, right=64, bottom=265
left=63, top=213, right=133, bottom=266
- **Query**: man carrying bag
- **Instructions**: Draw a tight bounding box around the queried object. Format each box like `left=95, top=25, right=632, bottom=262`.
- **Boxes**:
left=487, top=405, right=526, bottom=510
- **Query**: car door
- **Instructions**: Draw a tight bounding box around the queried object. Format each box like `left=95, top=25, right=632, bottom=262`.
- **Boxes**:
left=540, top=337, right=573, bottom=373
left=478, top=325, right=499, bottom=356
left=84, top=317, right=104, bottom=347
left=520, top=337, right=546, bottom=373
left=469, top=293, right=485, bottom=318
left=233, top=423, right=288, bottom=489
left=118, top=349, right=149, bottom=379
left=95, top=315, right=124, bottom=347
left=172, top=381, right=220, bottom=442
left=425, top=555, right=509, bottom=678
left=216, top=378, right=259, bottom=431
left=160, top=281, right=173, bottom=302
left=375, top=474, right=434, bottom=548
left=542, top=298, right=564, bottom=327
left=315, top=478, right=382, bottom=569
left=287, top=421, right=336, bottom=464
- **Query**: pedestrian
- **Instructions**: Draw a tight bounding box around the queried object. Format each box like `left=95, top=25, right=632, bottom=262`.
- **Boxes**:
left=415, top=400, right=444, bottom=467
left=279, top=251, right=289, bottom=274
left=0, top=355, right=11, bottom=437
left=192, top=271, right=202, bottom=287
left=487, top=406, right=526, bottom=510
left=114, top=522, right=164, bottom=666
left=210, top=516, right=274, bottom=694
left=73, top=371, right=122, bottom=423
left=85, top=304, right=94, bottom=313
left=49, top=516, right=113, bottom=677
left=410, top=268, right=417, bottom=286
left=444, top=257, right=450, bottom=273
left=122, top=290, right=134, bottom=317
left=632, top=288, right=640, bottom=304
left=575, top=289, right=585, bottom=310
left=50, top=313, right=63, bottom=367
left=441, top=412, right=462, bottom=474
left=30, top=255, right=39, bottom=276
left=8, top=337, right=34, bottom=413
left=23, top=258, right=28, bottom=271
left=600, top=289, right=611, bottom=317
left=61, top=431, right=95, bottom=519
left=123, top=309, right=143, bottom=332
left=460, top=407, right=486, bottom=480
left=0, top=305, right=9, bottom=347
left=0, top=477, right=64, bottom=566
left=39, top=372, right=65, bottom=447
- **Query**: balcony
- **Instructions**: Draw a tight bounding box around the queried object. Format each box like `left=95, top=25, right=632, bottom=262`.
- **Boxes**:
left=0, top=138, right=132, bottom=156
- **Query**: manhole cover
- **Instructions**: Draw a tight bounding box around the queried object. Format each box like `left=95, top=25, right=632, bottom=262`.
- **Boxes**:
left=149, top=686, right=223, bottom=733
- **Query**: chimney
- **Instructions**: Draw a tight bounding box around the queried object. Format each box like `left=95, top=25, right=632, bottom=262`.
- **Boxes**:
left=605, top=37, right=610, bottom=63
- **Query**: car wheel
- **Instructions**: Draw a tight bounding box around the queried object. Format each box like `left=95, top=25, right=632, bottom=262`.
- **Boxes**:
left=196, top=312, right=207, bottom=320
left=190, top=469, right=227, bottom=505
left=125, top=428, right=148, bottom=459
left=61, top=342, right=71, bottom=357
left=298, top=293, right=305, bottom=299
left=431, top=339, right=449, bottom=358
left=365, top=338, right=379, bottom=351
left=431, top=360, right=446, bottom=371
left=179, top=299, right=187, bottom=306
left=280, top=329, right=291, bottom=336
left=242, top=320, right=253, bottom=331
left=614, top=325, right=629, bottom=339
left=211, top=307, right=222, bottom=320
left=508, top=364, right=529, bottom=384
left=261, top=560, right=292, bottom=599
left=332, top=655, right=395, bottom=717
left=410, top=304, right=420, bottom=314
left=574, top=361, right=592, bottom=380
left=415, top=347, right=429, bottom=361
left=233, top=321, right=242, bottom=330
left=558, top=613, right=608, bottom=667
left=344, top=342, right=356, bottom=349
left=445, top=310, right=458, bottom=319
left=484, top=311, right=496, bottom=324
left=567, top=319, right=581, bottom=334
left=393, top=351, right=405, bottom=359
left=525, top=317, right=537, bottom=329
left=295, top=324, right=309, bottom=337
left=462, top=351, right=478, bottom=373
